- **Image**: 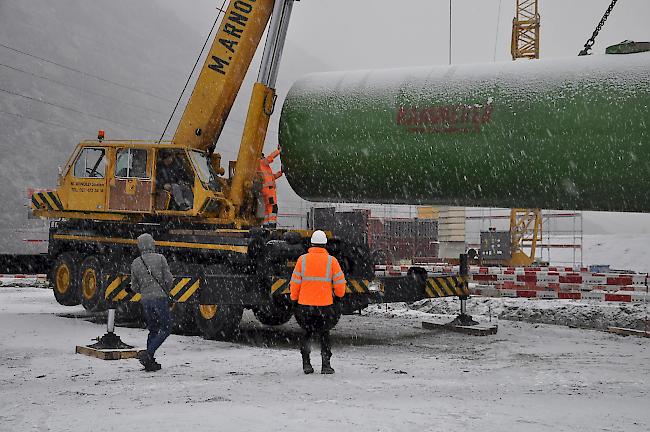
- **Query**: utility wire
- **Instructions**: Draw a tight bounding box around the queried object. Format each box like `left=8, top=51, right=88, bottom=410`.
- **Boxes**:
left=0, top=62, right=169, bottom=116
left=0, top=109, right=91, bottom=134
left=159, top=0, right=228, bottom=142
left=0, top=42, right=174, bottom=103
left=448, top=0, right=453, bottom=65
left=0, top=87, right=160, bottom=134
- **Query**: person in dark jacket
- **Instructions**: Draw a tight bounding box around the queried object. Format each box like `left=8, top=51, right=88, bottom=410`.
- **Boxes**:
left=130, top=233, right=173, bottom=371
left=156, top=151, right=193, bottom=211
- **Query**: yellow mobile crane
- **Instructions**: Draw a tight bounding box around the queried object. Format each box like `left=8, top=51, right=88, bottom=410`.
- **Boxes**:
left=31, top=0, right=469, bottom=339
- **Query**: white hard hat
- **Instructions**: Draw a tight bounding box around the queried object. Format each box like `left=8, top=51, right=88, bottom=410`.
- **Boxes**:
left=311, top=230, right=328, bottom=245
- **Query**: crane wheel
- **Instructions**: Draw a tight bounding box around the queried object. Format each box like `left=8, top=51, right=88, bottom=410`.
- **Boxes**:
left=195, top=303, right=243, bottom=340
left=50, top=252, right=82, bottom=306
left=253, top=299, right=293, bottom=326
left=80, top=256, right=108, bottom=312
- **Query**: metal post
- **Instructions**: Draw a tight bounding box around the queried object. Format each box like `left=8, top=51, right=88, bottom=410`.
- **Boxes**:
left=449, top=253, right=478, bottom=326
left=107, top=308, right=116, bottom=333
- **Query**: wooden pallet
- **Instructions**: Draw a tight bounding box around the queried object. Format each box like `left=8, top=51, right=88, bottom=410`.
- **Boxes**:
left=422, top=320, right=498, bottom=336
left=607, top=327, right=650, bottom=338
left=75, top=345, right=140, bottom=360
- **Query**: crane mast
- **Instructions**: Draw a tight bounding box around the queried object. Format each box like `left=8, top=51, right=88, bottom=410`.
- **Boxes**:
left=511, top=0, right=540, bottom=60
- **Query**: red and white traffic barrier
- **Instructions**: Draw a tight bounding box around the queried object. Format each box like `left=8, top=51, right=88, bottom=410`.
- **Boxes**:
left=470, top=286, right=649, bottom=303
left=0, top=274, right=47, bottom=279
left=375, top=264, right=649, bottom=289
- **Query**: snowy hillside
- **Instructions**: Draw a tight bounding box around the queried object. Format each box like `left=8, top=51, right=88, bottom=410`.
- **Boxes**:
left=0, top=0, right=329, bottom=254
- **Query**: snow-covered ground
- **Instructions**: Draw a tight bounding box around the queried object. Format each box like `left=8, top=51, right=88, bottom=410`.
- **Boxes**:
left=1, top=287, right=648, bottom=431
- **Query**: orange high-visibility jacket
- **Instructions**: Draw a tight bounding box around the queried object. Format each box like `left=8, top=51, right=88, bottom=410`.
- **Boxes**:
left=290, top=247, right=346, bottom=306
left=258, top=149, right=282, bottom=196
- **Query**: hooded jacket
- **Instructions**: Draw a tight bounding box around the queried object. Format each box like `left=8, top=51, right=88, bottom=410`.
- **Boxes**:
left=130, top=233, right=173, bottom=301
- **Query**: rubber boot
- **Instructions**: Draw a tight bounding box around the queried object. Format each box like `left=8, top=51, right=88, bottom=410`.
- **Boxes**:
left=146, top=360, right=162, bottom=372
left=321, top=353, right=334, bottom=374
left=138, top=350, right=160, bottom=372
left=301, top=350, right=314, bottom=374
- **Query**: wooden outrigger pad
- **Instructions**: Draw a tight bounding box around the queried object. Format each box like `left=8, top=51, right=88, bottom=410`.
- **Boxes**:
left=75, top=345, right=139, bottom=361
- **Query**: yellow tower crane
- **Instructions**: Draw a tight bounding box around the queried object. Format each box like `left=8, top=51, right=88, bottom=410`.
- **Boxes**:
left=509, top=0, right=542, bottom=266
left=511, top=0, right=540, bottom=60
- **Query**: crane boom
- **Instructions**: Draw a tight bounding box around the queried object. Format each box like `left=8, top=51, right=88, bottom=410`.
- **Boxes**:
left=172, top=0, right=275, bottom=152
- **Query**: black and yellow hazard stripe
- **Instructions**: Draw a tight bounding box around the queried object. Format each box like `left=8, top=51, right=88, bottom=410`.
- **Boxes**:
left=271, top=278, right=290, bottom=295
left=104, top=275, right=139, bottom=302
left=168, top=277, right=201, bottom=302
left=423, top=276, right=469, bottom=298
left=270, top=278, right=376, bottom=296
left=31, top=191, right=64, bottom=211
left=104, top=275, right=200, bottom=303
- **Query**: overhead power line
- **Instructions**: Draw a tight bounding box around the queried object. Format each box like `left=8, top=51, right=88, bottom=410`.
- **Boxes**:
left=159, top=0, right=227, bottom=142
left=0, top=87, right=160, bottom=134
left=0, top=62, right=169, bottom=116
left=0, top=42, right=175, bottom=104
left=0, top=109, right=91, bottom=134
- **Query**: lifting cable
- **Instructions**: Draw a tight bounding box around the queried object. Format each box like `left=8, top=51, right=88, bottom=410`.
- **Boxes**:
left=578, top=0, right=620, bottom=56
left=158, top=0, right=228, bottom=143
left=492, top=0, right=503, bottom=62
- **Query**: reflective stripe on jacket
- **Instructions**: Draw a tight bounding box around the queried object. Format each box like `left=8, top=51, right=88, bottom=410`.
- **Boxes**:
left=290, top=247, right=346, bottom=306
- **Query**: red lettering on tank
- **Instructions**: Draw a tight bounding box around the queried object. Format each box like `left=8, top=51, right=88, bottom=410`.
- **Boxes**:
left=397, top=99, right=493, bottom=134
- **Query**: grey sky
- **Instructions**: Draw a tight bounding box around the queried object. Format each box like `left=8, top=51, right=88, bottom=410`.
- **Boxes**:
left=164, top=0, right=649, bottom=66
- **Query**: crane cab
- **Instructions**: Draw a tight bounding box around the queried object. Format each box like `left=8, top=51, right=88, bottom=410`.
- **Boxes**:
left=32, top=140, right=239, bottom=224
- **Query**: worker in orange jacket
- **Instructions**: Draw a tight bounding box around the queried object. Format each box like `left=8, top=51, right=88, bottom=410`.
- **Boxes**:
left=290, top=230, right=346, bottom=374
left=258, top=147, right=282, bottom=228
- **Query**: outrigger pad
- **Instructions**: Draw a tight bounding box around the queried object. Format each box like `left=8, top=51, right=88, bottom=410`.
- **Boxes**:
left=76, top=332, right=139, bottom=361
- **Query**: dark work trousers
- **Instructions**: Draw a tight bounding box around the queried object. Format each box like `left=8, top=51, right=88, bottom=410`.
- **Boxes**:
left=295, top=305, right=338, bottom=357
left=141, top=298, right=172, bottom=357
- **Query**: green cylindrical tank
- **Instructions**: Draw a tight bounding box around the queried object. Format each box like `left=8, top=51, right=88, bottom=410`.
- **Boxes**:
left=279, top=51, right=650, bottom=212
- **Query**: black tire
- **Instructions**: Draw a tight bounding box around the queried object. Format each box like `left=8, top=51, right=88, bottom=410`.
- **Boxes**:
left=80, top=256, right=108, bottom=312
left=171, top=302, right=198, bottom=335
left=50, top=252, right=82, bottom=306
left=195, top=304, right=243, bottom=340
left=253, top=299, right=293, bottom=326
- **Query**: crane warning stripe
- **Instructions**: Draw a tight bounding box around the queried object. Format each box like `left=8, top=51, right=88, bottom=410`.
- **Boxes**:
left=104, top=275, right=200, bottom=303
left=31, top=191, right=63, bottom=211
left=170, top=278, right=192, bottom=296
left=177, top=280, right=200, bottom=303
left=424, top=276, right=469, bottom=298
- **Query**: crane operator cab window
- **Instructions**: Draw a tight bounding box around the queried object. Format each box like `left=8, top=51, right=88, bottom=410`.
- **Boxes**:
left=73, top=148, right=106, bottom=178
left=155, top=149, right=194, bottom=211
left=115, top=148, right=148, bottom=179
